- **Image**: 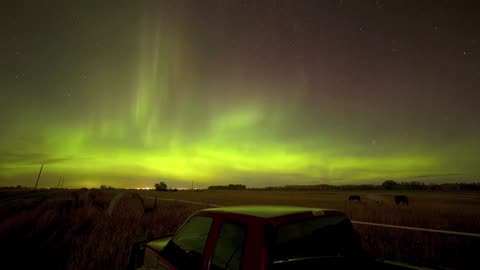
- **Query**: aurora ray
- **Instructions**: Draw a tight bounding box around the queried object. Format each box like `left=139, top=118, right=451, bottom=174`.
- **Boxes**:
left=1, top=1, right=479, bottom=188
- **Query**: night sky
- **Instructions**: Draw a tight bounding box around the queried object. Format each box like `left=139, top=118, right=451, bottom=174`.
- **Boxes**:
left=1, top=0, right=479, bottom=188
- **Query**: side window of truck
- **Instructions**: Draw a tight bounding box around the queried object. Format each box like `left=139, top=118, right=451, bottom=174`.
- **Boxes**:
left=162, top=215, right=213, bottom=270
left=172, top=215, right=213, bottom=254
left=210, top=221, right=247, bottom=270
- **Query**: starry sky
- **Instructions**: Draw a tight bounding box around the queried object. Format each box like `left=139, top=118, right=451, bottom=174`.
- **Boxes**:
left=1, top=0, right=479, bottom=188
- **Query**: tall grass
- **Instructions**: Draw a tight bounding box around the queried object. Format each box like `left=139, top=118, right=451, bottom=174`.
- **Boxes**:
left=0, top=191, right=200, bottom=269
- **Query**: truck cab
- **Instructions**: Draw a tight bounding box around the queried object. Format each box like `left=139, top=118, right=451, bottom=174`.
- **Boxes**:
left=130, top=205, right=406, bottom=270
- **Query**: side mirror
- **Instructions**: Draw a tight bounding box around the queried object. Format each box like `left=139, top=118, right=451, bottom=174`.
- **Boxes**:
left=185, top=249, right=203, bottom=268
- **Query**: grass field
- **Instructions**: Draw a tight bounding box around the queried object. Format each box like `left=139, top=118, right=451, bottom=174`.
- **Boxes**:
left=1, top=189, right=479, bottom=269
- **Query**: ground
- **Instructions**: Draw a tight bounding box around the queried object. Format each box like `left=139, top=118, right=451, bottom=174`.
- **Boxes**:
left=1, top=189, right=479, bottom=269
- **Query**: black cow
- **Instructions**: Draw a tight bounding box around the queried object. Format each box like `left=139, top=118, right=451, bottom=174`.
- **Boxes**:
left=395, top=195, right=409, bottom=205
left=348, top=195, right=361, bottom=201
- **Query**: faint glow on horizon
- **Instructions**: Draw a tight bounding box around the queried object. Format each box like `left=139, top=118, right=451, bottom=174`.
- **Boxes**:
left=1, top=4, right=479, bottom=188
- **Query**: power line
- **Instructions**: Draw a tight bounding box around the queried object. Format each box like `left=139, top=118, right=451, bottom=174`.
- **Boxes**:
left=34, top=164, right=44, bottom=190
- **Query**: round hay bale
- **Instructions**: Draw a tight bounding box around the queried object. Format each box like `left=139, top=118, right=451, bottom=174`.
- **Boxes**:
left=107, top=192, right=144, bottom=220
left=70, top=191, right=80, bottom=208
left=86, top=188, right=100, bottom=201
left=86, top=189, right=110, bottom=208
left=73, top=188, right=88, bottom=207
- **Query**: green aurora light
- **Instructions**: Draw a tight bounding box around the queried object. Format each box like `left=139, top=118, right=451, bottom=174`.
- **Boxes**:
left=1, top=2, right=479, bottom=188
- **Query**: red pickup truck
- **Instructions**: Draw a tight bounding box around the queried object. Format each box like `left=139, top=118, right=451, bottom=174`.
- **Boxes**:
left=129, top=205, right=415, bottom=270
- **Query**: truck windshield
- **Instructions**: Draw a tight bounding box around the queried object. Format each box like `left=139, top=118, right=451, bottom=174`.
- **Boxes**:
left=160, top=215, right=213, bottom=270
left=269, top=215, right=362, bottom=264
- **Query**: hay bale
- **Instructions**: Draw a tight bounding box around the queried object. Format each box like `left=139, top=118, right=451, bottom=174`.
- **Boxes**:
left=76, top=188, right=88, bottom=205
left=70, top=189, right=88, bottom=208
left=107, top=192, right=144, bottom=220
left=86, top=189, right=110, bottom=209
left=143, top=196, right=158, bottom=212
left=63, top=189, right=87, bottom=208
left=68, top=191, right=79, bottom=206
left=86, top=188, right=100, bottom=201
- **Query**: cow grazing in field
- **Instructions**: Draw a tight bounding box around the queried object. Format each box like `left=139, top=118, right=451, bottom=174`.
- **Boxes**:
left=395, top=195, right=409, bottom=205
left=348, top=195, right=361, bottom=201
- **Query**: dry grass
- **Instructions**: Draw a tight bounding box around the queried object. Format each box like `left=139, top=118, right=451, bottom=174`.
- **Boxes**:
left=1, top=189, right=479, bottom=269
left=0, top=190, right=200, bottom=270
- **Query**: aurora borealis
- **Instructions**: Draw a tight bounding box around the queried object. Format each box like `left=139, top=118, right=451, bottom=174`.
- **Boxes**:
left=1, top=1, right=479, bottom=188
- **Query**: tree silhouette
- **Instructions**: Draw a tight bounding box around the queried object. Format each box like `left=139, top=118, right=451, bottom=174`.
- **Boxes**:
left=382, top=180, right=399, bottom=190
left=155, top=181, right=168, bottom=191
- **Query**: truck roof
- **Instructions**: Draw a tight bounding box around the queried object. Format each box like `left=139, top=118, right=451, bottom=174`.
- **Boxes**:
left=198, top=205, right=344, bottom=219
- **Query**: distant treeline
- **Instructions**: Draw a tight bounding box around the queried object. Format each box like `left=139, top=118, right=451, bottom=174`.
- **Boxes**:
left=1, top=185, right=31, bottom=189
left=263, top=184, right=380, bottom=191
left=208, top=184, right=247, bottom=190
left=260, top=181, right=480, bottom=191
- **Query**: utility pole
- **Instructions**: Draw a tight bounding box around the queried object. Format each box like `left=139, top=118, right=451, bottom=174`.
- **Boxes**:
left=60, top=178, right=64, bottom=189
left=57, top=178, right=61, bottom=188
left=34, top=164, right=44, bottom=191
